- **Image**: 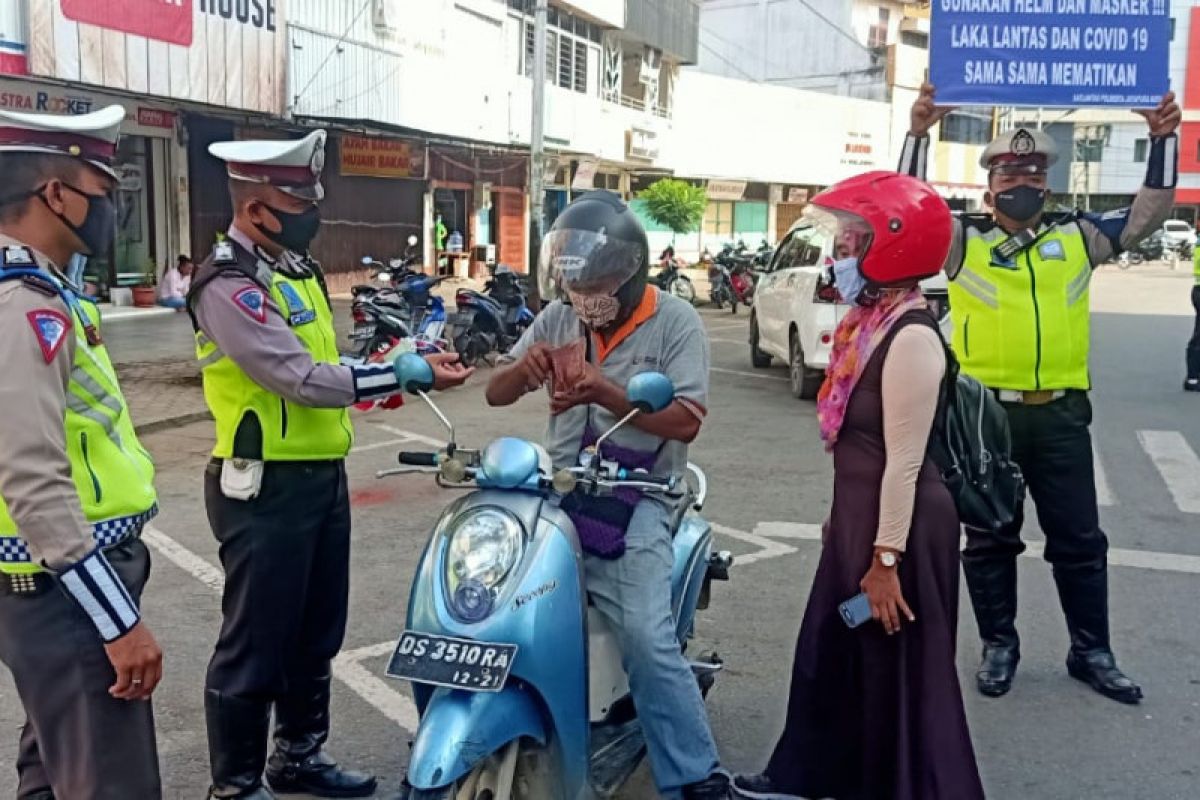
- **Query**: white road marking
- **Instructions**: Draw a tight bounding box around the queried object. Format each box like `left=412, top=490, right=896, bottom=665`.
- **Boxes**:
left=141, top=525, right=420, bottom=731
left=717, top=521, right=1200, bottom=575
left=350, top=437, right=411, bottom=454
left=1137, top=430, right=1200, bottom=513
left=334, top=642, right=420, bottom=730
left=710, top=366, right=788, bottom=382
left=705, top=323, right=747, bottom=333
left=378, top=424, right=447, bottom=448
left=1093, top=450, right=1115, bottom=507
left=707, top=338, right=748, bottom=346
left=710, top=523, right=797, bottom=565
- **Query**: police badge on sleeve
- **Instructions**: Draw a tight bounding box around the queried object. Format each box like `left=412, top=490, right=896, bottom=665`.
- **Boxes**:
left=26, top=308, right=71, bottom=363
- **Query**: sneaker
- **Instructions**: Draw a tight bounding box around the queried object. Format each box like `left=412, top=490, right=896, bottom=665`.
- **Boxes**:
left=731, top=773, right=804, bottom=800
left=1185, top=378, right=1200, bottom=392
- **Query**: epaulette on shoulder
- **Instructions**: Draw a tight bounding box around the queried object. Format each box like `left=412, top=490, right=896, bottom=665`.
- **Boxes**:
left=19, top=273, right=60, bottom=297
left=211, top=239, right=238, bottom=266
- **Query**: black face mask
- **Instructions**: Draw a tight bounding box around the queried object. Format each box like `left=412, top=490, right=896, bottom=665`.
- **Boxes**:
left=993, top=185, right=1046, bottom=224
left=37, top=184, right=116, bottom=257
left=257, top=204, right=321, bottom=252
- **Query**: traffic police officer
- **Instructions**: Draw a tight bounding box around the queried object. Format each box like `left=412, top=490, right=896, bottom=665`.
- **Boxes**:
left=1186, top=244, right=1200, bottom=391
left=0, top=106, right=163, bottom=798
left=900, top=84, right=1181, bottom=704
left=189, top=130, right=470, bottom=799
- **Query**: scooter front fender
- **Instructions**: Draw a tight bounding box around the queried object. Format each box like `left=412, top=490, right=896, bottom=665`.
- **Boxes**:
left=407, top=684, right=547, bottom=790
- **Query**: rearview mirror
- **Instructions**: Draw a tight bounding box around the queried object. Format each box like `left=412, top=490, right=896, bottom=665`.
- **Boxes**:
left=626, top=372, right=674, bottom=414
left=361, top=256, right=374, bottom=265
left=393, top=353, right=434, bottom=394
left=407, top=235, right=419, bottom=246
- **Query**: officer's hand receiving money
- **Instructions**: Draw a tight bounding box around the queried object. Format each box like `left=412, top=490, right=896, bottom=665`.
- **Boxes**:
left=425, top=351, right=474, bottom=391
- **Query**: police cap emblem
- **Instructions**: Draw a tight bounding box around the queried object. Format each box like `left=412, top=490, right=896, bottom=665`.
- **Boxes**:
left=1011, top=129, right=1036, bottom=157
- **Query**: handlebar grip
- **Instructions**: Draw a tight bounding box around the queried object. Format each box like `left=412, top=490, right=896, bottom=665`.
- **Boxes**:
left=398, top=452, right=439, bottom=467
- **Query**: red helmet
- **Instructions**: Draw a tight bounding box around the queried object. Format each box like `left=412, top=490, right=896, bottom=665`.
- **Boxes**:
left=807, top=171, right=952, bottom=285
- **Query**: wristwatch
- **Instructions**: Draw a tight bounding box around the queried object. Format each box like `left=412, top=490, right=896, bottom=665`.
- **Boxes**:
left=877, top=551, right=899, bottom=568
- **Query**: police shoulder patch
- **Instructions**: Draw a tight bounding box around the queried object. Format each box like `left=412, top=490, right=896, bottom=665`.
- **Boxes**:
left=232, top=286, right=268, bottom=323
left=26, top=308, right=71, bottom=363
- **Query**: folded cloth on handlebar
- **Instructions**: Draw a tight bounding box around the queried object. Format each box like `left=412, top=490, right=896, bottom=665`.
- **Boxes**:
left=562, top=421, right=667, bottom=559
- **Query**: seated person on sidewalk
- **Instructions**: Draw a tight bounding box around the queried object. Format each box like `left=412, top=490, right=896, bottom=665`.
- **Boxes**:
left=158, top=254, right=193, bottom=310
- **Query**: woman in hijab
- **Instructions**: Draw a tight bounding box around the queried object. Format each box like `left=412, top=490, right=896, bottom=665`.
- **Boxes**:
left=734, top=172, right=985, bottom=800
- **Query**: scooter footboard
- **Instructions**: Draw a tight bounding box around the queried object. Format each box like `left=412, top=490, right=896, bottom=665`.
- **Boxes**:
left=407, top=684, right=547, bottom=789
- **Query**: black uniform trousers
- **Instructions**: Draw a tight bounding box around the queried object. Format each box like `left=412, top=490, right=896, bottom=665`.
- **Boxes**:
left=0, top=540, right=161, bottom=800
left=1186, top=285, right=1200, bottom=380
left=204, top=459, right=351, bottom=718
left=963, top=391, right=1111, bottom=649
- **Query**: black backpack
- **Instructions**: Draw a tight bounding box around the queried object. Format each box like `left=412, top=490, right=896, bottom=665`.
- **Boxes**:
left=925, top=325, right=1026, bottom=532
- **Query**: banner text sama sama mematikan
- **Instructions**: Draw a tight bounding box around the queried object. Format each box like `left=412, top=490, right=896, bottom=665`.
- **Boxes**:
left=931, top=0, right=1169, bottom=107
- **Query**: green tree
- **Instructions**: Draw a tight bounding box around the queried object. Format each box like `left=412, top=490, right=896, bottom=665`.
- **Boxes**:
left=637, top=179, right=707, bottom=238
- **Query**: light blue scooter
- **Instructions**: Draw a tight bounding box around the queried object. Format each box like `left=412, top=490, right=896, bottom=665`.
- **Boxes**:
left=379, top=354, right=732, bottom=800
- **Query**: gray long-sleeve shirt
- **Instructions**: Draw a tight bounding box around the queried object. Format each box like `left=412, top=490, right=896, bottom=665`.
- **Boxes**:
left=0, top=236, right=95, bottom=571
left=897, top=133, right=1178, bottom=277
left=190, top=226, right=398, bottom=407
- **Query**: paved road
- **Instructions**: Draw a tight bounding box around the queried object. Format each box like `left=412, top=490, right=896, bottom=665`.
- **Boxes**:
left=2, top=267, right=1199, bottom=799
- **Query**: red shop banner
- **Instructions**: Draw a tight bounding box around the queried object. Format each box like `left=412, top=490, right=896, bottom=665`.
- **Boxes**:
left=60, top=0, right=193, bottom=47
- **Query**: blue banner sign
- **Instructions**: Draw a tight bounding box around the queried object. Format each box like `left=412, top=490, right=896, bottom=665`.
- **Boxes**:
left=930, top=0, right=1170, bottom=108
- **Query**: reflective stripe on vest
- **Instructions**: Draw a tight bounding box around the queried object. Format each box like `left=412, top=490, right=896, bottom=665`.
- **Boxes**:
left=197, top=271, right=353, bottom=461
left=1194, top=247, right=1199, bottom=285
left=0, top=299, right=158, bottom=574
left=949, top=223, right=1092, bottom=392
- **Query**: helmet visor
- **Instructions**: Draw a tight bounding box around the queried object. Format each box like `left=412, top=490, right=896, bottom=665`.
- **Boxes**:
left=803, top=205, right=874, bottom=263
left=538, top=228, right=645, bottom=300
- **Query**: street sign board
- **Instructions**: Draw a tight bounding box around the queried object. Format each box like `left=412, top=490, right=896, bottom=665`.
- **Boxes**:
left=929, top=0, right=1170, bottom=108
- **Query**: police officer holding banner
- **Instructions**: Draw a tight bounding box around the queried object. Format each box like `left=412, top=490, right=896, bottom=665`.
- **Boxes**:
left=188, top=130, right=471, bottom=799
left=900, top=84, right=1181, bottom=704
left=0, top=107, right=163, bottom=798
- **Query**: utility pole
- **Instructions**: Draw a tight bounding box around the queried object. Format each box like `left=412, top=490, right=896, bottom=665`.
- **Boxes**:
left=527, top=0, right=548, bottom=309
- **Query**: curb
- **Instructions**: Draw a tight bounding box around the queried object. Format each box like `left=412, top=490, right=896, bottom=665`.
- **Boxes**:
left=134, top=411, right=213, bottom=436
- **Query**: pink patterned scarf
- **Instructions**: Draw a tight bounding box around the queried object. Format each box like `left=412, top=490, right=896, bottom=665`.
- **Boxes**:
left=817, top=287, right=927, bottom=450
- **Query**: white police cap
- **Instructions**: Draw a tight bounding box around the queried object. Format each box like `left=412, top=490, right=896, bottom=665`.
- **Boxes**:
left=208, top=129, right=326, bottom=201
left=0, top=104, right=125, bottom=179
left=980, top=127, right=1059, bottom=170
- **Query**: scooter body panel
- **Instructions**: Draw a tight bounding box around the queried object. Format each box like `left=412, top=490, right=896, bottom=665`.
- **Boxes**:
left=405, top=490, right=591, bottom=797
left=406, top=684, right=548, bottom=789
left=671, top=516, right=713, bottom=641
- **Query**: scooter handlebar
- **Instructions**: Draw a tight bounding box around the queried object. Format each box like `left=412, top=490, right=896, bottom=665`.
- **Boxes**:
left=398, top=451, right=439, bottom=467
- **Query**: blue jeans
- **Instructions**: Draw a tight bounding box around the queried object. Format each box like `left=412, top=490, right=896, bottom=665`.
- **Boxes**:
left=584, top=497, right=720, bottom=797
left=157, top=297, right=186, bottom=310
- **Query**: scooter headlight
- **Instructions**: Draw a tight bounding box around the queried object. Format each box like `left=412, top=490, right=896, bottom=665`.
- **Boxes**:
left=444, top=508, right=524, bottom=621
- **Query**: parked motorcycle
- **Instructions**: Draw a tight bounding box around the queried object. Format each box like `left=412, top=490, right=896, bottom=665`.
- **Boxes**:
left=353, top=235, right=423, bottom=298
left=1116, top=230, right=1168, bottom=269
left=379, top=354, right=732, bottom=800
left=449, top=264, right=535, bottom=366
left=349, top=269, right=449, bottom=359
left=652, top=246, right=696, bottom=305
left=710, top=243, right=755, bottom=313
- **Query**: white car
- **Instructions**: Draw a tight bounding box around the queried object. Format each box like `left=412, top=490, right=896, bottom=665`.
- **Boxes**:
left=1161, top=219, right=1196, bottom=249
left=749, top=220, right=950, bottom=399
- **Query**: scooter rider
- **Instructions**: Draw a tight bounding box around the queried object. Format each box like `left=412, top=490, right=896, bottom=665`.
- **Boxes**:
left=900, top=84, right=1180, bottom=704
left=485, top=191, right=733, bottom=799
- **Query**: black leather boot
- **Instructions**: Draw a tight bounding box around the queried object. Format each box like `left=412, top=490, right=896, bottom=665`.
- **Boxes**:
left=962, top=555, right=1020, bottom=697
left=264, top=670, right=377, bottom=798
left=684, top=771, right=734, bottom=799
left=1053, top=565, right=1143, bottom=705
left=205, top=689, right=275, bottom=799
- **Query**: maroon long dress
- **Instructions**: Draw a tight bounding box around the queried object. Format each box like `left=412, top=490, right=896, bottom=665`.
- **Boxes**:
left=764, top=312, right=985, bottom=800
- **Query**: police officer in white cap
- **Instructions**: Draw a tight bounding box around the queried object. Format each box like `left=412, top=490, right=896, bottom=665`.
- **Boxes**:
left=0, top=106, right=164, bottom=798
left=189, top=129, right=471, bottom=799
left=900, top=84, right=1181, bottom=705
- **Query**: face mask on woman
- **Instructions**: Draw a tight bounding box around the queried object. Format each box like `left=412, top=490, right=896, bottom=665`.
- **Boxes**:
left=832, top=257, right=868, bottom=306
